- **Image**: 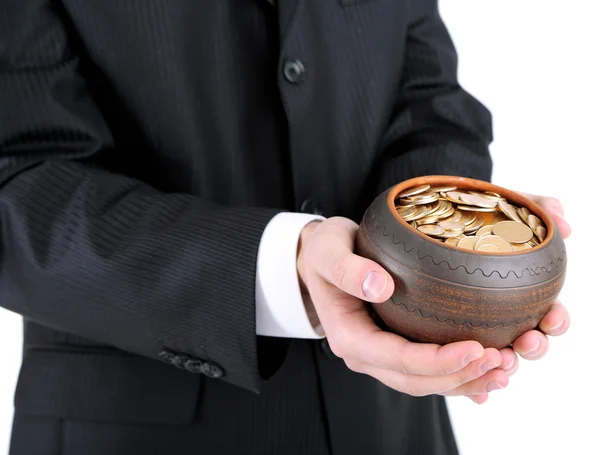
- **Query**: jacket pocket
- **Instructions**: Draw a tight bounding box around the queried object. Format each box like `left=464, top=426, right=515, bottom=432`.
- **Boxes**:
left=14, top=348, right=202, bottom=425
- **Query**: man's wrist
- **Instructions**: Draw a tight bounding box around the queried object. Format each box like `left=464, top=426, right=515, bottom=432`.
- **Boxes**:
left=297, top=220, right=323, bottom=331
left=297, top=220, right=322, bottom=292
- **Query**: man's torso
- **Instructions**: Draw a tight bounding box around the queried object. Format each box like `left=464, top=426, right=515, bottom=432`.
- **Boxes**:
left=10, top=1, right=458, bottom=454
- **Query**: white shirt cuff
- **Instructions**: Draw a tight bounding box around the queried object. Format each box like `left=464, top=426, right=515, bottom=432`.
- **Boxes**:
left=255, top=212, right=326, bottom=338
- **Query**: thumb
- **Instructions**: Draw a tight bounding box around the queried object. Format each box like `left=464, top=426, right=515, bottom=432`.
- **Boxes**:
left=308, top=218, right=395, bottom=303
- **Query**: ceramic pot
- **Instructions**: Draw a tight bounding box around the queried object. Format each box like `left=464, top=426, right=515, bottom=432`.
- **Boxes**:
left=356, top=175, right=567, bottom=349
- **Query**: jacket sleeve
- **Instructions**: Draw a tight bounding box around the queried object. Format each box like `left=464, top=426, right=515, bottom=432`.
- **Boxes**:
left=368, top=0, right=494, bottom=198
left=0, top=1, right=281, bottom=392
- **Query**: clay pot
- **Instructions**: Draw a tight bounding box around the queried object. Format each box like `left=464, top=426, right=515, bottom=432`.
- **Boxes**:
left=356, top=175, right=566, bottom=349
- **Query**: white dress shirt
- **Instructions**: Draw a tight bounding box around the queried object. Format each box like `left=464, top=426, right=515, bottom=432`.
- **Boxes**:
left=255, top=212, right=326, bottom=338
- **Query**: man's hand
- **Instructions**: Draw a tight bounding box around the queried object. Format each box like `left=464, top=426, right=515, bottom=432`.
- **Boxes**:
left=473, top=194, right=571, bottom=403
left=297, top=193, right=571, bottom=403
left=297, top=217, right=511, bottom=400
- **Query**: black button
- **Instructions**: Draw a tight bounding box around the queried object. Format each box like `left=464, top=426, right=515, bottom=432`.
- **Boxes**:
left=158, top=349, right=176, bottom=364
left=172, top=354, right=190, bottom=369
left=185, top=359, right=204, bottom=374
left=320, top=338, right=336, bottom=358
left=300, top=198, right=323, bottom=216
left=200, top=362, right=224, bottom=378
left=283, top=59, right=306, bottom=84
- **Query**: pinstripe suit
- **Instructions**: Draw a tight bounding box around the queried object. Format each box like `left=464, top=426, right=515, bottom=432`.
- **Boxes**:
left=0, top=0, right=493, bottom=453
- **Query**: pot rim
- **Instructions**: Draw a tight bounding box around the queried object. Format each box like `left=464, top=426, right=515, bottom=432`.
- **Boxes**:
left=386, top=175, right=556, bottom=256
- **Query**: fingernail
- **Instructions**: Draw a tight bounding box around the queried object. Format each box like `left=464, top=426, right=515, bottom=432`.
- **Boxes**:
left=463, top=352, right=483, bottom=366
left=526, top=339, right=541, bottom=354
left=362, top=271, right=386, bottom=300
left=480, top=362, right=498, bottom=374
left=468, top=395, right=487, bottom=405
left=548, top=320, right=565, bottom=332
left=504, top=356, right=515, bottom=371
left=486, top=381, right=504, bottom=392
left=554, top=212, right=569, bottom=226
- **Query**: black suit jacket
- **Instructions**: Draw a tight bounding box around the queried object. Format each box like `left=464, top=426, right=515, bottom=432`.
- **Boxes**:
left=0, top=0, right=493, bottom=454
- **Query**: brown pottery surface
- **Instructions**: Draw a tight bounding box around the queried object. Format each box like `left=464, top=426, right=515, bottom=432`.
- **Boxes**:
left=356, top=175, right=567, bottom=349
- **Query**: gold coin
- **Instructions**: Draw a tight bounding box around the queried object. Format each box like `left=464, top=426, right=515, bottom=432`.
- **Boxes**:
left=434, top=204, right=453, bottom=218
left=484, top=191, right=503, bottom=198
left=477, top=244, right=501, bottom=252
left=457, top=237, right=479, bottom=251
left=536, top=225, right=547, bottom=242
left=422, top=204, right=438, bottom=217
left=399, top=185, right=430, bottom=198
left=444, top=237, right=461, bottom=247
left=528, top=214, right=542, bottom=231
left=445, top=191, right=466, bottom=204
left=404, top=205, right=429, bottom=221
left=457, top=205, right=497, bottom=212
left=408, top=190, right=435, bottom=198
left=426, top=200, right=441, bottom=213
left=438, top=220, right=466, bottom=232
left=518, top=207, right=531, bottom=224
left=482, top=210, right=509, bottom=225
left=512, top=243, right=532, bottom=251
left=459, top=192, right=498, bottom=208
left=476, top=225, right=495, bottom=237
left=458, top=211, right=476, bottom=226
left=429, top=185, right=457, bottom=193
left=418, top=225, right=445, bottom=236
left=416, top=215, right=440, bottom=225
left=437, top=207, right=455, bottom=220
left=471, top=191, right=504, bottom=202
left=437, top=230, right=464, bottom=239
left=464, top=214, right=485, bottom=233
left=397, top=206, right=417, bottom=219
left=449, top=211, right=463, bottom=222
left=492, top=221, right=534, bottom=244
left=498, top=200, right=523, bottom=223
left=398, top=198, right=417, bottom=206
left=475, top=235, right=514, bottom=252
left=406, top=194, right=438, bottom=205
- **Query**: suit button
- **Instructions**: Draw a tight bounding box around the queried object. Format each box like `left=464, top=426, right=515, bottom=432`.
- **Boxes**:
left=201, top=362, right=224, bottom=378
left=158, top=349, right=176, bottom=364
left=300, top=198, right=323, bottom=215
left=185, top=359, right=204, bottom=374
left=172, top=354, right=190, bottom=369
left=320, top=338, right=336, bottom=358
left=283, top=59, right=306, bottom=84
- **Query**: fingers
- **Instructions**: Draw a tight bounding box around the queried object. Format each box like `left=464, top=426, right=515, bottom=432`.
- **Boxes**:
left=467, top=349, right=516, bottom=404
left=512, top=301, right=569, bottom=360
left=523, top=193, right=572, bottom=239
left=468, top=394, right=489, bottom=405
left=550, top=212, right=572, bottom=239
left=499, top=348, right=519, bottom=376
left=325, top=308, right=487, bottom=376
left=512, top=330, right=549, bottom=360
left=306, top=217, right=394, bottom=303
left=538, top=301, right=570, bottom=336
left=445, top=369, right=508, bottom=396
left=362, top=348, right=507, bottom=397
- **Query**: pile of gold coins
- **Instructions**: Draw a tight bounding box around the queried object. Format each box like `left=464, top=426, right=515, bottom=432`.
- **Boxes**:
left=395, top=185, right=547, bottom=252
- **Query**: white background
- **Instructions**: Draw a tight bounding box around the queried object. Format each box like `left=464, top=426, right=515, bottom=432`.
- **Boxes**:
left=0, top=1, right=598, bottom=454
